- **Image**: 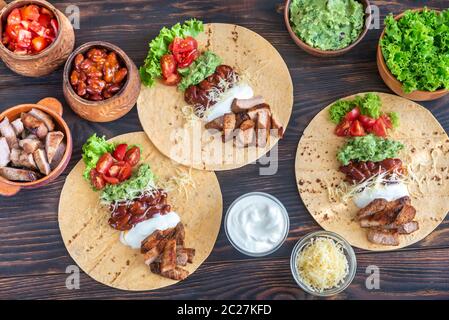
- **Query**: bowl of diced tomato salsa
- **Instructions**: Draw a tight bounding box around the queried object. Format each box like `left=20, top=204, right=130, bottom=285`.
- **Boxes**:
left=0, top=0, right=75, bottom=77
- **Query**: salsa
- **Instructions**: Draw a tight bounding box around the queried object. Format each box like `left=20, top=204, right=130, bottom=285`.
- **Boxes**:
left=2, top=5, right=59, bottom=55
left=289, top=0, right=364, bottom=51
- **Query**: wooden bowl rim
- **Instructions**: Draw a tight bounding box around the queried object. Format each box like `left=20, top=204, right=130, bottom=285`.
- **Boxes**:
left=63, top=41, right=135, bottom=107
left=284, top=0, right=372, bottom=56
left=377, top=7, right=449, bottom=96
left=0, top=103, right=73, bottom=187
left=0, top=0, right=64, bottom=60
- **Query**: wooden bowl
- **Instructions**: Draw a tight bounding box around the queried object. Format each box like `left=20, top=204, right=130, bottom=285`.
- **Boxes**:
left=63, top=41, right=141, bottom=122
left=0, top=0, right=75, bottom=77
left=377, top=8, right=449, bottom=101
left=0, top=97, right=73, bottom=196
left=284, top=0, right=371, bottom=57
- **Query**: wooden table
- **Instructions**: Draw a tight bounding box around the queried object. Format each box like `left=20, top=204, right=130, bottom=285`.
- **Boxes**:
left=1, top=0, right=448, bottom=300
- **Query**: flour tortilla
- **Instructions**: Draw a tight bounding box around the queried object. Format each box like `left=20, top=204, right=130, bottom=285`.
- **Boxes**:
left=58, top=132, right=222, bottom=290
left=295, top=93, right=449, bottom=251
left=137, top=23, right=293, bottom=171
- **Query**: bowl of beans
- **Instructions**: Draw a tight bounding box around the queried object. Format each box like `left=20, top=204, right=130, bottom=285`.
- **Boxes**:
left=62, top=41, right=141, bottom=122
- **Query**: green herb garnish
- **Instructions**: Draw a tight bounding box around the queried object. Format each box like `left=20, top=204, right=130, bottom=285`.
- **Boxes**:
left=337, top=134, right=404, bottom=166
left=140, top=19, right=204, bottom=87
left=381, top=8, right=449, bottom=93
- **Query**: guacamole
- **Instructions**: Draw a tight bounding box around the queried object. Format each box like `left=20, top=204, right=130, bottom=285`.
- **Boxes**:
left=289, top=0, right=365, bottom=51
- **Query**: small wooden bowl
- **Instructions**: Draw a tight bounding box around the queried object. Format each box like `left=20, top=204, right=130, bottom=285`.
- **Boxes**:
left=377, top=8, right=449, bottom=101
left=63, top=41, right=141, bottom=122
left=0, top=0, right=75, bottom=77
left=0, top=97, right=73, bottom=196
left=284, top=0, right=371, bottom=57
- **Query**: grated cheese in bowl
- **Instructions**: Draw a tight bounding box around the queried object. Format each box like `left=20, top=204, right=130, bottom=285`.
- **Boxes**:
left=291, top=231, right=356, bottom=296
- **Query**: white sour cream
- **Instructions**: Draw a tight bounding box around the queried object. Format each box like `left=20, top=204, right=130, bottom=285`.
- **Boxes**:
left=204, top=84, right=254, bottom=122
left=353, top=183, right=409, bottom=209
left=226, top=193, right=289, bottom=255
left=120, top=212, right=180, bottom=249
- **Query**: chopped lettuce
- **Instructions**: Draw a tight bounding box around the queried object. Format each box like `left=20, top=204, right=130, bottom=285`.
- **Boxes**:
left=82, top=134, right=115, bottom=181
left=381, top=8, right=449, bottom=93
left=337, top=134, right=404, bottom=166
left=178, top=51, right=222, bottom=91
left=329, top=93, right=382, bottom=124
left=100, top=164, right=156, bottom=203
left=139, top=19, right=204, bottom=87
left=388, top=112, right=400, bottom=128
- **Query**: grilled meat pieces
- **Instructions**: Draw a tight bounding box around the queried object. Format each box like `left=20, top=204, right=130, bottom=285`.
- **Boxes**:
left=0, top=167, right=39, bottom=182
left=140, top=222, right=196, bottom=281
left=358, top=197, right=418, bottom=246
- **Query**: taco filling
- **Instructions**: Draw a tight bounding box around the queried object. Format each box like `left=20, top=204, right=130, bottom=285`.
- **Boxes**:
left=81, top=134, right=196, bottom=281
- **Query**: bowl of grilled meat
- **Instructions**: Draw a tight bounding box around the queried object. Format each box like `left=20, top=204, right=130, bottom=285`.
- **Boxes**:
left=0, top=97, right=72, bottom=196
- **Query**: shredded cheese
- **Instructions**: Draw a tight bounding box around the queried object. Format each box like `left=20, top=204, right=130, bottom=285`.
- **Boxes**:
left=158, top=167, right=196, bottom=198
left=296, top=237, right=349, bottom=293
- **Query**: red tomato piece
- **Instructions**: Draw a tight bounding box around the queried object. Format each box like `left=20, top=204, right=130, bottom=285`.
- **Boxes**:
left=172, top=36, right=197, bottom=53
left=358, top=115, right=376, bottom=129
left=345, top=107, right=360, bottom=121
left=117, top=162, right=132, bottom=182
left=6, top=24, right=21, bottom=40
left=113, top=144, right=128, bottom=161
left=371, top=118, right=388, bottom=137
left=16, top=29, right=32, bottom=48
left=7, top=9, right=22, bottom=25
left=380, top=114, right=393, bottom=129
left=20, top=20, right=30, bottom=30
left=21, top=5, right=40, bottom=22
left=124, top=146, right=140, bottom=166
left=31, top=36, right=48, bottom=52
left=90, top=168, right=105, bottom=190
left=40, top=7, right=53, bottom=17
left=161, top=72, right=181, bottom=86
left=96, top=152, right=114, bottom=174
left=38, top=13, right=52, bottom=27
left=103, top=175, right=120, bottom=185
left=160, top=54, right=177, bottom=79
left=335, top=119, right=352, bottom=137
left=349, top=120, right=366, bottom=136
left=50, top=18, right=58, bottom=35
left=29, top=21, right=46, bottom=36
left=107, top=164, right=121, bottom=178
left=177, top=49, right=199, bottom=68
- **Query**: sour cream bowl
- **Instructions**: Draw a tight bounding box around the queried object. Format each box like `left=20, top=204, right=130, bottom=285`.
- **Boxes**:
left=224, top=192, right=290, bottom=257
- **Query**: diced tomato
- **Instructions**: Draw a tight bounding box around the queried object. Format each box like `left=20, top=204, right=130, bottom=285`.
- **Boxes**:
left=380, top=114, right=393, bottom=129
left=345, top=107, right=360, bottom=121
left=50, top=19, right=58, bottom=35
left=177, top=49, right=199, bottom=68
left=103, top=175, right=120, bottom=185
left=335, top=119, right=352, bottom=137
left=38, top=13, right=52, bottom=27
left=160, top=54, right=177, bottom=79
left=29, top=21, right=46, bottom=36
left=16, top=29, right=32, bottom=48
left=161, top=72, right=181, bottom=86
left=358, top=115, right=376, bottom=128
left=371, top=118, right=388, bottom=137
left=6, top=24, right=21, bottom=40
left=124, top=146, right=140, bottom=166
left=117, top=162, right=132, bottom=182
left=107, top=164, right=121, bottom=178
left=20, top=20, right=30, bottom=30
left=31, top=36, right=48, bottom=52
left=40, top=7, right=53, bottom=17
left=96, top=152, right=114, bottom=174
left=7, top=9, right=22, bottom=25
left=90, top=168, right=105, bottom=190
left=171, top=36, right=199, bottom=68
left=349, top=120, right=366, bottom=137
left=21, top=5, right=40, bottom=22
left=112, top=144, right=128, bottom=161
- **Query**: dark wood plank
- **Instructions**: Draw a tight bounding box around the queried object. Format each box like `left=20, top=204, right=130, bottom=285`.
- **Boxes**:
left=1, top=0, right=449, bottom=299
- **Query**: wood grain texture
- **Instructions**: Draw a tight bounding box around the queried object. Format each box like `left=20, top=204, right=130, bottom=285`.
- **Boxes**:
left=1, top=0, right=449, bottom=300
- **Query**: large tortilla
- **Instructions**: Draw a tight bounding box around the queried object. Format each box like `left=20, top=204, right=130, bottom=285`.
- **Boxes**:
left=295, top=93, right=449, bottom=251
left=137, top=23, right=293, bottom=171
left=58, top=132, right=222, bottom=290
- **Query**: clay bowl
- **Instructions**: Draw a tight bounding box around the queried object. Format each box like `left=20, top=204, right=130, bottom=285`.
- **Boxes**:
left=63, top=41, right=141, bottom=122
left=284, top=0, right=371, bottom=57
left=377, top=8, right=448, bottom=101
left=0, top=97, right=73, bottom=196
left=0, top=0, right=75, bottom=77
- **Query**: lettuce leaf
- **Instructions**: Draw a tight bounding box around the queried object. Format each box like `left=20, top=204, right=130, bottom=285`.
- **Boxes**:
left=329, top=93, right=382, bottom=124
left=82, top=134, right=115, bottom=181
left=381, top=8, right=449, bottom=93
left=139, top=19, right=204, bottom=87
